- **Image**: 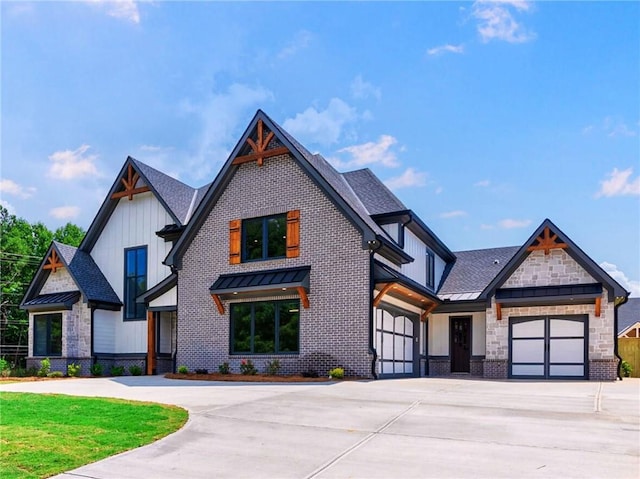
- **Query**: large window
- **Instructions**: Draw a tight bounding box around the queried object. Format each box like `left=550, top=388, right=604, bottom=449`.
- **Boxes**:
left=230, top=300, right=299, bottom=354
left=124, top=246, right=147, bottom=320
left=242, top=214, right=286, bottom=262
left=33, top=313, right=62, bottom=356
left=426, top=249, right=435, bottom=289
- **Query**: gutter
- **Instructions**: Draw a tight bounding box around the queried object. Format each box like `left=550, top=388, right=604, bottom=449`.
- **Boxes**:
left=368, top=240, right=383, bottom=380
left=614, top=295, right=629, bottom=380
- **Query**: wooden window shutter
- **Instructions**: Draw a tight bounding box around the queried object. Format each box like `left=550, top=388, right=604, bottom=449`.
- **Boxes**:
left=229, top=219, right=241, bottom=264
left=286, top=210, right=300, bottom=258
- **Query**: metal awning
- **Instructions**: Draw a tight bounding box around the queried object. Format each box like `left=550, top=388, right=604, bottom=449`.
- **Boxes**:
left=495, top=283, right=602, bottom=305
left=21, top=291, right=81, bottom=312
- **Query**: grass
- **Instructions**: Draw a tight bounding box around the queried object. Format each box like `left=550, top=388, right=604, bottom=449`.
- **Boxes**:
left=0, top=392, right=188, bottom=479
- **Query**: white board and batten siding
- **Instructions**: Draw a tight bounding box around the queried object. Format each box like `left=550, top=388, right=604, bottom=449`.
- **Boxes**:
left=91, top=191, right=175, bottom=354
left=429, top=312, right=486, bottom=357
left=149, top=286, right=177, bottom=309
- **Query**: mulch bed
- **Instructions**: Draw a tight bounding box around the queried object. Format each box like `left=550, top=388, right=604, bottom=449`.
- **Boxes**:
left=164, top=373, right=335, bottom=383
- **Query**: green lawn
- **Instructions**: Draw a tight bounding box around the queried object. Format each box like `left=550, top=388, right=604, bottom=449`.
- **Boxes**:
left=0, top=392, right=188, bottom=479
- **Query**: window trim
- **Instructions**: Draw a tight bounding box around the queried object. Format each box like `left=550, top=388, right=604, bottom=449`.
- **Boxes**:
left=123, top=245, right=148, bottom=321
left=33, top=313, right=63, bottom=357
left=241, top=214, right=287, bottom=262
left=229, top=300, right=300, bottom=355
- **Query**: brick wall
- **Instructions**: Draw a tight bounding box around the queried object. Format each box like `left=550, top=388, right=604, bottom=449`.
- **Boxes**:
left=177, top=154, right=373, bottom=378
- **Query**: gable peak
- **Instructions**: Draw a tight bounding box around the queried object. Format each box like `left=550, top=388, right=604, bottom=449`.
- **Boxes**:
left=231, top=116, right=291, bottom=167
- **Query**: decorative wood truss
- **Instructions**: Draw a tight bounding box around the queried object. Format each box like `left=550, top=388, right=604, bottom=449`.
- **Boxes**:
left=231, top=119, right=290, bottom=166
left=526, top=226, right=568, bottom=255
left=111, top=164, right=150, bottom=201
left=373, top=282, right=438, bottom=321
left=43, top=249, right=64, bottom=273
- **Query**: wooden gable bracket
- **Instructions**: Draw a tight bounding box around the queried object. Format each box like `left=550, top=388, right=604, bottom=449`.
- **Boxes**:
left=526, top=226, right=568, bottom=256
left=232, top=119, right=290, bottom=166
left=594, top=296, right=601, bottom=318
left=496, top=302, right=502, bottom=321
left=43, top=249, right=64, bottom=273
left=373, top=283, right=396, bottom=308
left=297, top=287, right=310, bottom=309
left=111, top=164, right=150, bottom=201
left=211, top=294, right=225, bottom=315
left=420, top=302, right=437, bottom=321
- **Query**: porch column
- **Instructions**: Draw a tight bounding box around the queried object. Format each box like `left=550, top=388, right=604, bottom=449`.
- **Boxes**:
left=147, top=311, right=156, bottom=375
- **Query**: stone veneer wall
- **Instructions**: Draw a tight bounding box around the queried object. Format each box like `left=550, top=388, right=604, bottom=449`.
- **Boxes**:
left=177, top=154, right=373, bottom=377
left=484, top=249, right=616, bottom=380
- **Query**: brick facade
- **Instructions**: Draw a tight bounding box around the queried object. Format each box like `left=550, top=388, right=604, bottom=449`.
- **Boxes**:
left=177, top=154, right=373, bottom=378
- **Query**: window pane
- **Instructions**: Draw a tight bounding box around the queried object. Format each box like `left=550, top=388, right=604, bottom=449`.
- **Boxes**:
left=49, top=315, right=62, bottom=355
left=278, top=302, right=299, bottom=353
left=254, top=303, right=275, bottom=353
left=34, top=316, right=48, bottom=356
left=137, top=248, right=147, bottom=275
left=231, top=304, right=251, bottom=353
left=267, top=216, right=286, bottom=258
left=244, top=218, right=263, bottom=260
left=126, top=250, right=137, bottom=276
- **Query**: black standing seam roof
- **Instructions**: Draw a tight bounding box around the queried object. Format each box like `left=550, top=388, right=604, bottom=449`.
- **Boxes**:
left=22, top=291, right=81, bottom=309
left=495, top=283, right=603, bottom=300
left=210, top=266, right=311, bottom=293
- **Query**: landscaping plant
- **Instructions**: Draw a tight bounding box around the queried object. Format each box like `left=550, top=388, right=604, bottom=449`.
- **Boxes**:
left=67, top=363, right=82, bottom=377
left=0, top=358, right=10, bottom=377
left=621, top=360, right=633, bottom=377
left=218, top=362, right=230, bottom=374
left=177, top=365, right=189, bottom=374
left=265, top=359, right=281, bottom=375
left=37, top=358, right=51, bottom=377
left=89, top=363, right=103, bottom=377
left=328, top=367, right=344, bottom=379
left=128, top=364, right=143, bottom=376
left=239, top=359, right=257, bottom=375
left=109, top=366, right=125, bottom=376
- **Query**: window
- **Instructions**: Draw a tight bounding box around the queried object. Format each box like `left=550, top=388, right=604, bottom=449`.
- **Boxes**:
left=33, top=313, right=62, bottom=356
left=124, top=246, right=147, bottom=320
left=230, top=300, right=299, bottom=354
left=242, top=214, right=287, bottom=261
left=426, top=249, right=435, bottom=289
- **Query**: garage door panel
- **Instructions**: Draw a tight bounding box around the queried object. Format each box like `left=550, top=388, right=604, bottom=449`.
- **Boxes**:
left=376, top=305, right=418, bottom=377
left=382, top=361, right=394, bottom=374
left=550, top=365, right=584, bottom=376
left=512, top=319, right=544, bottom=338
left=550, top=319, right=584, bottom=337
left=512, top=339, right=545, bottom=363
left=512, top=364, right=544, bottom=376
left=549, top=338, right=584, bottom=363
left=382, top=332, right=394, bottom=357
left=382, top=311, right=394, bottom=331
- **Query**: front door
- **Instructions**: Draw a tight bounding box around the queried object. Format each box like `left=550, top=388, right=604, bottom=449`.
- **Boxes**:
left=451, top=317, right=471, bottom=373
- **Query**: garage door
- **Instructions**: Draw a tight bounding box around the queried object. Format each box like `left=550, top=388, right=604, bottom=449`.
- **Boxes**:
left=375, top=305, right=418, bottom=378
left=510, top=315, right=588, bottom=379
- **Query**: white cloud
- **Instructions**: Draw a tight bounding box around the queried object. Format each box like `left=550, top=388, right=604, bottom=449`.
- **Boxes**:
left=384, top=168, right=428, bottom=190
left=283, top=98, right=359, bottom=146
left=47, top=144, right=100, bottom=180
left=498, top=218, right=532, bottom=229
left=604, top=116, right=637, bottom=138
left=350, top=75, right=382, bottom=100
left=181, top=83, right=274, bottom=180
left=480, top=223, right=494, bottom=230
left=0, top=179, right=36, bottom=199
left=330, top=135, right=400, bottom=169
left=474, top=179, right=491, bottom=187
left=427, top=44, right=465, bottom=56
left=440, top=210, right=467, bottom=219
left=277, top=30, right=312, bottom=60
left=50, top=206, right=81, bottom=219
left=600, top=262, right=640, bottom=297
left=0, top=199, right=16, bottom=215
left=472, top=1, right=536, bottom=43
left=596, top=168, right=640, bottom=198
left=88, top=0, right=140, bottom=24
left=134, top=145, right=180, bottom=180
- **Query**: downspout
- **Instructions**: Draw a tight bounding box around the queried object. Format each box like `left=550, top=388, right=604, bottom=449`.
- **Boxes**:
left=614, top=296, right=628, bottom=380
left=368, top=240, right=383, bottom=380
left=89, top=304, right=96, bottom=365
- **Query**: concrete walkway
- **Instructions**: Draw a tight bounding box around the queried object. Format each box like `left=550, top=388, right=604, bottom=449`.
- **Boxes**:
left=2, top=376, right=639, bottom=478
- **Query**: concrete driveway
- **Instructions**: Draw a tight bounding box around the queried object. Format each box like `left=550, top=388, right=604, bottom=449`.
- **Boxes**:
left=2, top=376, right=639, bottom=478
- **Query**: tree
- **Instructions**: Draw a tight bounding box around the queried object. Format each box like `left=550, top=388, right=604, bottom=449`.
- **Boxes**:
left=0, top=206, right=85, bottom=366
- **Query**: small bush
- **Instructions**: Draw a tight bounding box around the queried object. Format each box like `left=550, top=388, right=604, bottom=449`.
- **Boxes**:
left=265, top=359, right=281, bottom=376
left=218, top=362, right=230, bottom=374
left=110, top=366, right=125, bottom=376
left=194, top=368, right=209, bottom=375
left=47, top=371, right=64, bottom=378
left=0, top=358, right=10, bottom=377
left=38, top=358, right=51, bottom=377
left=239, top=359, right=257, bottom=375
left=621, top=360, right=633, bottom=377
left=301, top=369, right=319, bottom=378
left=67, top=363, right=82, bottom=377
left=328, top=367, right=344, bottom=379
left=10, top=367, right=27, bottom=377
left=177, top=365, right=189, bottom=374
left=90, top=363, right=103, bottom=376
left=26, top=366, right=38, bottom=377
left=129, top=364, right=143, bottom=376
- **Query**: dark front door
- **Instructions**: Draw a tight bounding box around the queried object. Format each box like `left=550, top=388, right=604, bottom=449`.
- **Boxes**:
left=451, top=317, right=471, bottom=373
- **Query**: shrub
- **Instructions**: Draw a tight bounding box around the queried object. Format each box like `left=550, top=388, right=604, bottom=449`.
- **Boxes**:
left=301, top=369, right=319, bottom=378
left=194, top=368, right=209, bottom=375
left=265, top=359, right=281, bottom=376
left=328, top=367, right=344, bottom=380
left=10, top=367, right=27, bottom=377
left=239, top=359, right=257, bottom=375
left=128, top=364, right=143, bottom=376
left=90, top=363, right=103, bottom=377
left=67, top=363, right=82, bottom=377
left=0, top=358, right=10, bottom=378
left=47, top=371, right=64, bottom=378
left=177, top=365, right=189, bottom=374
left=621, top=360, right=633, bottom=377
left=38, top=358, right=51, bottom=377
left=26, top=366, right=39, bottom=377
left=218, top=362, right=230, bottom=375
left=110, top=366, right=125, bottom=376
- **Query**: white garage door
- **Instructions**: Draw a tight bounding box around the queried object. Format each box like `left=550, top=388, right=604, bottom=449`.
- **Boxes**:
left=375, top=306, right=417, bottom=378
left=510, top=315, right=587, bottom=379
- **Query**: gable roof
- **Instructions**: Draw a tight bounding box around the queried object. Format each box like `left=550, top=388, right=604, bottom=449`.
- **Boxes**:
left=21, top=242, right=121, bottom=309
left=618, top=297, right=640, bottom=334
left=343, top=168, right=406, bottom=215
left=482, top=219, right=629, bottom=302
left=81, top=157, right=205, bottom=251
left=166, top=110, right=412, bottom=268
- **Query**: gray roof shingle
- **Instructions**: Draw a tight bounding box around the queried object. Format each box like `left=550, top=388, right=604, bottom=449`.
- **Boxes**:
left=342, top=168, right=406, bottom=215
left=618, top=297, right=640, bottom=334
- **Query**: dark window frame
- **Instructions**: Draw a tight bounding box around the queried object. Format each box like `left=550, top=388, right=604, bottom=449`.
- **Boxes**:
left=230, top=300, right=300, bottom=355
left=124, top=245, right=147, bottom=321
left=33, top=313, right=63, bottom=356
left=425, top=249, right=435, bottom=289
left=241, top=214, right=287, bottom=262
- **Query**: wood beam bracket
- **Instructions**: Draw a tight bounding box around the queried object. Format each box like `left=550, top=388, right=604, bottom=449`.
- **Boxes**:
left=594, top=297, right=601, bottom=317
left=296, top=287, right=310, bottom=309
left=211, top=294, right=225, bottom=315
left=496, top=302, right=502, bottom=321
left=420, top=302, right=437, bottom=321
left=373, top=283, right=396, bottom=308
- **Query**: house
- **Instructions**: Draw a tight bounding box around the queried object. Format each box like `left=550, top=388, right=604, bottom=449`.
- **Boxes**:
left=22, top=110, right=629, bottom=380
left=617, top=298, right=640, bottom=377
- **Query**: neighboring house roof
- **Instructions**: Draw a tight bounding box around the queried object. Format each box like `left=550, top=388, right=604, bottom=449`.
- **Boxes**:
left=21, top=242, right=121, bottom=310
left=343, top=168, right=406, bottom=215
left=618, top=297, right=640, bottom=335
left=438, top=246, right=520, bottom=300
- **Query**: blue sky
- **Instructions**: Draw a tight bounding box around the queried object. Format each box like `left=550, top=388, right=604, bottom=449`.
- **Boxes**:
left=2, top=1, right=639, bottom=295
